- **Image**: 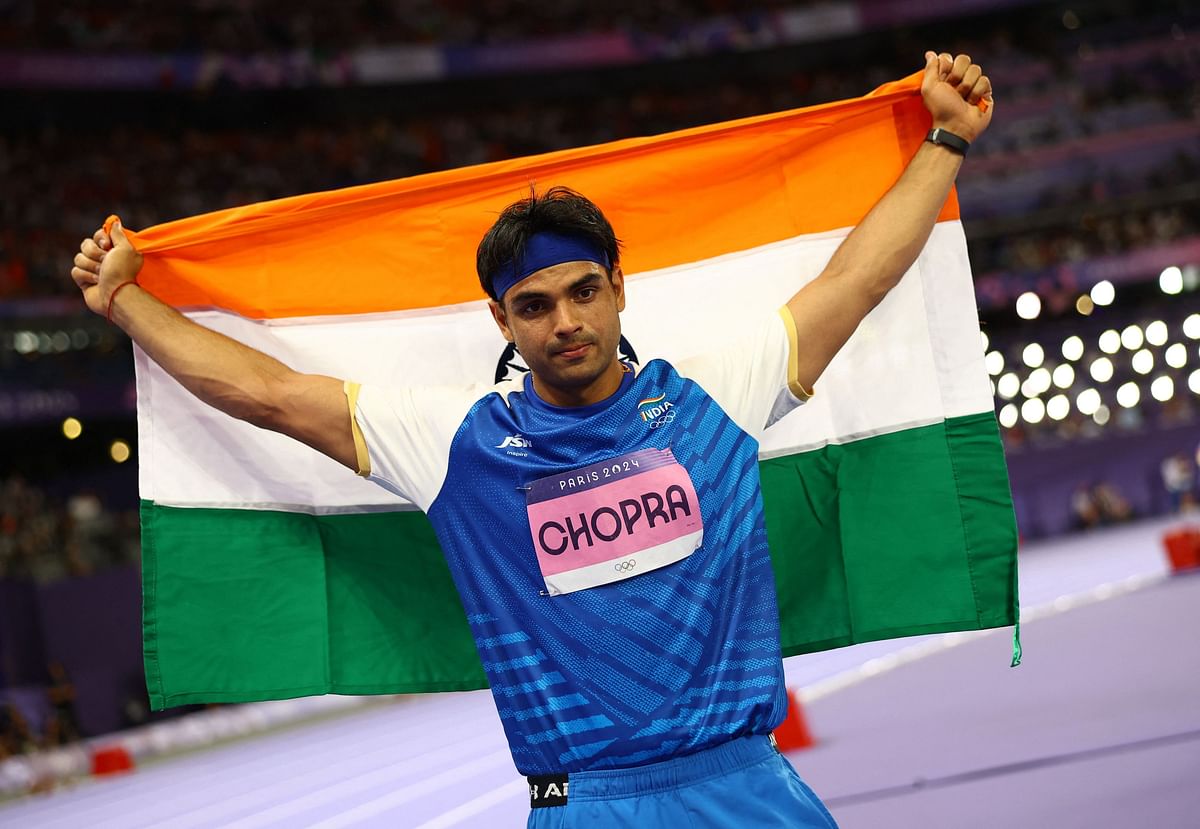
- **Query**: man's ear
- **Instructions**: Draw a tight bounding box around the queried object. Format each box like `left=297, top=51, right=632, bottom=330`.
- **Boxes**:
left=611, top=265, right=626, bottom=313
left=488, top=299, right=515, bottom=343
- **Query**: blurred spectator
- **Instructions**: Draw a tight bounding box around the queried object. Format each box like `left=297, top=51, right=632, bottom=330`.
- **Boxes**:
left=43, top=662, right=84, bottom=747
left=1071, top=480, right=1135, bottom=529
left=1161, top=452, right=1197, bottom=513
left=0, top=702, right=38, bottom=760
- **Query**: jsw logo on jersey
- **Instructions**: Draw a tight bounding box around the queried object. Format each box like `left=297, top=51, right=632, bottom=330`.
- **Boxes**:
left=496, top=434, right=532, bottom=449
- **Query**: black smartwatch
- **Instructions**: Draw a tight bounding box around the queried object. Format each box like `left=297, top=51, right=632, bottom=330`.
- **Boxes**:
left=925, top=127, right=970, bottom=156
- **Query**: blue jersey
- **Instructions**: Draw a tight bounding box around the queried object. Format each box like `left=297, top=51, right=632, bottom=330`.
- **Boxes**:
left=350, top=311, right=807, bottom=774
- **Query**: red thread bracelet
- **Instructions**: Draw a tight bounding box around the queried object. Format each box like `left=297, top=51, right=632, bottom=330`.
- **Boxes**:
left=106, top=282, right=138, bottom=324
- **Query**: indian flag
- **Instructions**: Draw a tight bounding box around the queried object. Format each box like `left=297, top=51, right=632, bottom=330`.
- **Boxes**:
left=124, top=72, right=1018, bottom=710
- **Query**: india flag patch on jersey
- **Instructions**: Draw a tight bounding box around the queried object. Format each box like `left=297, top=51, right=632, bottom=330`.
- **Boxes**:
left=525, top=448, right=703, bottom=595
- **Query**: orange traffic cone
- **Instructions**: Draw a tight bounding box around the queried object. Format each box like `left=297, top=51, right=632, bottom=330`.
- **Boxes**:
left=91, top=744, right=135, bottom=776
left=772, top=689, right=815, bottom=752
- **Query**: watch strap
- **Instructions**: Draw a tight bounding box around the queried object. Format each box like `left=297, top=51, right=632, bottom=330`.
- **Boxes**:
left=926, top=127, right=970, bottom=156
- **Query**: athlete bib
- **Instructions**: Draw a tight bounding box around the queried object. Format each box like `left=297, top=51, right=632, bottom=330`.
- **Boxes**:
left=525, top=448, right=704, bottom=595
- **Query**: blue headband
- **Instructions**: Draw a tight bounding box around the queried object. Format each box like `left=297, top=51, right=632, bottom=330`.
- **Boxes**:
left=491, top=231, right=611, bottom=301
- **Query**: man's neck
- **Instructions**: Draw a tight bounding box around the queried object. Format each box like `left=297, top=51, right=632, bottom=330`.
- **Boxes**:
left=531, top=359, right=625, bottom=408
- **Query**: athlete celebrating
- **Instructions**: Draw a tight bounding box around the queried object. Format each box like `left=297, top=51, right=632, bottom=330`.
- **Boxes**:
left=71, top=52, right=992, bottom=827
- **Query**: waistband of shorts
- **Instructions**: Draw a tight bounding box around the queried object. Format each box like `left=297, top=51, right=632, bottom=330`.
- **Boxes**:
left=558, top=734, right=778, bottom=802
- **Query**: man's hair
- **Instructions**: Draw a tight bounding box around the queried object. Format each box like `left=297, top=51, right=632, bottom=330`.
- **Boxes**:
left=476, top=185, right=623, bottom=302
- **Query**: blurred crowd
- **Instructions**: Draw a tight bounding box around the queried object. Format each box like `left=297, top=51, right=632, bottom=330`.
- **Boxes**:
left=0, top=475, right=140, bottom=583
left=1, top=7, right=1196, bottom=303
left=4, top=0, right=792, bottom=51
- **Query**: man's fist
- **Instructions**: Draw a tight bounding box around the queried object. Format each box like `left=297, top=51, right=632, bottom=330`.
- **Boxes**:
left=71, top=220, right=143, bottom=318
left=921, top=51, right=993, bottom=144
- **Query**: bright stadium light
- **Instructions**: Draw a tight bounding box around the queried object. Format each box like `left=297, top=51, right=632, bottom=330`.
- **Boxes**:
left=1160, top=266, right=1183, bottom=295
left=985, top=350, right=1005, bottom=376
left=1061, top=335, right=1085, bottom=361
left=1190, top=369, right=1200, bottom=395
left=1026, top=367, right=1052, bottom=396
left=1094, top=404, right=1111, bottom=425
left=1121, top=324, right=1144, bottom=350
left=1053, top=363, right=1075, bottom=388
left=1076, top=295, right=1095, bottom=316
left=1023, top=343, right=1045, bottom=368
left=1151, top=375, right=1175, bottom=402
left=1021, top=397, right=1046, bottom=424
left=1089, top=357, right=1114, bottom=383
left=62, top=417, right=82, bottom=440
left=1090, top=280, right=1115, bottom=306
left=1047, top=394, right=1070, bottom=421
left=980, top=330, right=989, bottom=351
left=1098, top=330, right=1121, bottom=354
left=1016, top=292, right=1041, bottom=320
left=1145, top=320, right=1168, bottom=346
left=1184, top=314, right=1200, bottom=339
left=1076, top=388, right=1101, bottom=415
left=1131, top=349, right=1154, bottom=375
left=1166, top=343, right=1188, bottom=368
left=999, top=403, right=1019, bottom=428
left=997, top=372, right=1020, bottom=399
left=1116, top=382, right=1140, bottom=408
left=110, top=440, right=131, bottom=464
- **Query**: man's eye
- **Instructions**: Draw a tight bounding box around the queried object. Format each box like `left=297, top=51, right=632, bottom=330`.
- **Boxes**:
left=578, top=288, right=598, bottom=300
left=522, top=303, right=543, bottom=315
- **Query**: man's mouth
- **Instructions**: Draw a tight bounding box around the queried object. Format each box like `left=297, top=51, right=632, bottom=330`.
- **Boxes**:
left=555, top=343, right=592, bottom=360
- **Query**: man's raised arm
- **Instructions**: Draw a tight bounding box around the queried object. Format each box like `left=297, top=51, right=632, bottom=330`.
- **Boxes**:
left=784, top=51, right=993, bottom=393
left=70, top=221, right=359, bottom=471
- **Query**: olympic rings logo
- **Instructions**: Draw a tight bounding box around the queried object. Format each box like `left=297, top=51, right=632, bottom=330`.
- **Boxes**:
left=648, top=410, right=676, bottom=429
left=613, top=559, right=637, bottom=573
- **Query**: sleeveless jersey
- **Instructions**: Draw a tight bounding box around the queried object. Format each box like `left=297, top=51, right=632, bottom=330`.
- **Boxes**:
left=350, top=312, right=805, bottom=774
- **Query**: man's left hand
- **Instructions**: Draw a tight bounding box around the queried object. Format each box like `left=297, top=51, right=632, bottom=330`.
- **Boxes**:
left=921, top=51, right=993, bottom=144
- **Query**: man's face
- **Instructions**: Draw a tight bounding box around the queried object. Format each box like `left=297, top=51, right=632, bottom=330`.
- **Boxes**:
left=489, top=260, right=625, bottom=395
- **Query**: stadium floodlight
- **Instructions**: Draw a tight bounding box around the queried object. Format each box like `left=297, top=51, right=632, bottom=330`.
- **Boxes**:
left=62, top=417, right=83, bottom=440
left=1016, top=292, right=1041, bottom=320
left=985, top=350, right=1005, bottom=376
left=1131, top=349, right=1154, bottom=375
left=1098, top=329, right=1121, bottom=354
left=1090, top=280, right=1115, bottom=306
left=1061, top=335, right=1085, bottom=361
left=1022, top=343, right=1045, bottom=368
left=1094, top=404, right=1111, bottom=425
left=1145, top=320, right=1168, bottom=346
left=1021, top=397, right=1045, bottom=424
left=1166, top=343, right=1188, bottom=368
left=1121, top=325, right=1144, bottom=350
left=1089, top=357, right=1114, bottom=383
left=1076, top=388, right=1101, bottom=415
left=1160, top=266, right=1183, bottom=295
left=1184, top=313, right=1200, bottom=339
left=999, top=403, right=1019, bottom=428
left=997, top=372, right=1020, bottom=399
left=1027, top=367, right=1052, bottom=396
left=980, top=330, right=989, bottom=351
left=1151, top=376, right=1174, bottom=402
left=1116, top=382, right=1140, bottom=408
left=1047, top=394, right=1070, bottom=421
left=110, top=440, right=132, bottom=463
left=1190, top=369, right=1200, bottom=395
left=1075, top=295, right=1095, bottom=316
left=1053, top=363, right=1075, bottom=388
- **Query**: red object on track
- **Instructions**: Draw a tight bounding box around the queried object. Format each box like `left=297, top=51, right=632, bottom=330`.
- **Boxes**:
left=1163, top=527, right=1200, bottom=573
left=91, top=745, right=135, bottom=776
left=772, top=689, right=816, bottom=752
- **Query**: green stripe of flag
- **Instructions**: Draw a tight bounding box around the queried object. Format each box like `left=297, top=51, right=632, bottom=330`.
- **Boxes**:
left=141, top=412, right=1016, bottom=710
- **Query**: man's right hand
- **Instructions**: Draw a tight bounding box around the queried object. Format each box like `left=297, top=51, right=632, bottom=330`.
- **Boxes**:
left=71, top=220, right=144, bottom=317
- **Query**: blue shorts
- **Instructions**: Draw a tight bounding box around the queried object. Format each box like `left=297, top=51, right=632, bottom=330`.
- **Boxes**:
left=526, top=735, right=839, bottom=828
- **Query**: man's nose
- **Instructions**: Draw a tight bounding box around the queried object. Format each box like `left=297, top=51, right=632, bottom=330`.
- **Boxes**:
left=552, top=304, right=583, bottom=336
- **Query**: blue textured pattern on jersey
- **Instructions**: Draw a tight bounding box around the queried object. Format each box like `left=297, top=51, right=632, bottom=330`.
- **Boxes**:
left=425, top=360, right=787, bottom=775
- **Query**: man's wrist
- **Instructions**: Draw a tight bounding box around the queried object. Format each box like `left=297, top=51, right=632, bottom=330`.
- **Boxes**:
left=105, top=281, right=140, bottom=324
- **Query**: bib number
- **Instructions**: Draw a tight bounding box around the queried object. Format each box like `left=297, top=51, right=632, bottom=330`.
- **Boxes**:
left=525, top=448, right=703, bottom=595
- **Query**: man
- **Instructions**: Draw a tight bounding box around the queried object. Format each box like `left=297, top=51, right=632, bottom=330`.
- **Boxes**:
left=72, top=52, right=991, bottom=827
